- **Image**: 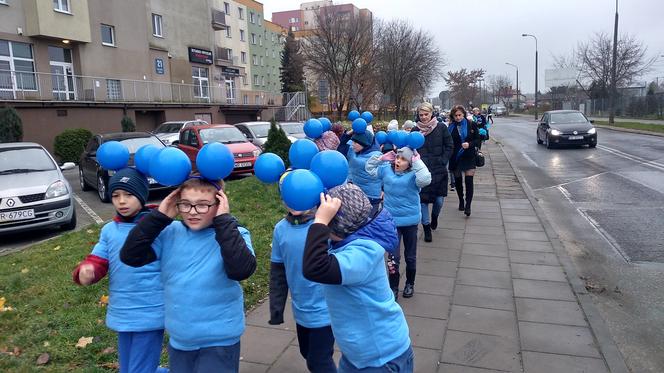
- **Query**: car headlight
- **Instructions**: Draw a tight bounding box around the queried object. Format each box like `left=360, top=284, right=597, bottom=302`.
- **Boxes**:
left=550, top=129, right=561, bottom=136
left=45, top=180, right=68, bottom=199
left=587, top=128, right=596, bottom=134
left=252, top=149, right=262, bottom=157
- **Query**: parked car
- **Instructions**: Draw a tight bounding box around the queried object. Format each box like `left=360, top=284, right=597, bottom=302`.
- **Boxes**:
left=152, top=120, right=208, bottom=146
left=278, top=121, right=306, bottom=142
left=177, top=124, right=261, bottom=176
left=489, top=104, right=507, bottom=116
left=79, top=132, right=170, bottom=202
left=0, top=142, right=77, bottom=234
left=536, top=110, right=597, bottom=149
left=234, top=121, right=273, bottom=149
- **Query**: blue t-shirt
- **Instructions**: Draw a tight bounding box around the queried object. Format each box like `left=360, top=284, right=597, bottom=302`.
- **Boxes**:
left=325, top=238, right=411, bottom=368
left=375, top=166, right=422, bottom=227
left=92, top=221, right=164, bottom=332
left=347, top=143, right=382, bottom=199
left=271, top=219, right=330, bottom=328
left=152, top=221, right=254, bottom=351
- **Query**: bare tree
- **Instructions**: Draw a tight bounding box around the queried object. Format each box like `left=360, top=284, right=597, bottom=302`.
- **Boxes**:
left=444, top=68, right=485, bottom=107
left=300, top=8, right=375, bottom=117
left=374, top=19, right=446, bottom=117
left=487, top=74, right=513, bottom=106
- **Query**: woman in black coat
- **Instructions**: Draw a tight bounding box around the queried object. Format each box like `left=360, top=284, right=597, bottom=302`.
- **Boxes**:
left=448, top=105, right=481, bottom=217
left=413, top=102, right=453, bottom=243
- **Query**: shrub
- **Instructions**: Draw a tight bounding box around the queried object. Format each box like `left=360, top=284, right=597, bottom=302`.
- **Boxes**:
left=121, top=115, right=136, bottom=132
left=54, top=128, right=93, bottom=164
left=0, top=107, right=23, bottom=143
left=263, top=119, right=291, bottom=168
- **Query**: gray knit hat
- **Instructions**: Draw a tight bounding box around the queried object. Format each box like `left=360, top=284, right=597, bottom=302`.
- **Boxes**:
left=327, top=183, right=372, bottom=238
left=397, top=147, right=414, bottom=166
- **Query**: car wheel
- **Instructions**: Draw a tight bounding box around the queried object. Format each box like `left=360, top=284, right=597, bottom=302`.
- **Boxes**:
left=589, top=142, right=597, bottom=148
left=546, top=134, right=554, bottom=149
left=97, top=173, right=110, bottom=203
left=61, top=208, right=77, bottom=231
left=536, top=130, right=543, bottom=144
left=79, top=167, right=91, bottom=191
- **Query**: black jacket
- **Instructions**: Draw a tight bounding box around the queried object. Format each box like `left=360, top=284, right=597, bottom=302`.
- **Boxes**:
left=413, top=123, right=454, bottom=202
left=449, top=120, right=481, bottom=172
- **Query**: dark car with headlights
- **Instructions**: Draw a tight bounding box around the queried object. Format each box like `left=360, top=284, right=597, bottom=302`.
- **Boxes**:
left=0, top=142, right=77, bottom=234
left=537, top=110, right=597, bottom=148
left=79, top=132, right=169, bottom=202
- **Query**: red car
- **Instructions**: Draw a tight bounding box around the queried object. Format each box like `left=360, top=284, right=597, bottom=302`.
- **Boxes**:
left=177, top=124, right=261, bottom=176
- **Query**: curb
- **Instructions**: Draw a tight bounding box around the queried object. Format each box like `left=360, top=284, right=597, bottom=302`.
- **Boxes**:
left=493, top=141, right=631, bottom=373
left=593, top=124, right=664, bottom=138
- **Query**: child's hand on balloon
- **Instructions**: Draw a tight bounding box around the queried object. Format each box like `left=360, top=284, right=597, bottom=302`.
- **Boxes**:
left=379, top=151, right=396, bottom=163
left=314, top=193, right=341, bottom=225
left=159, top=187, right=181, bottom=218
left=411, top=150, right=421, bottom=163
left=215, top=189, right=230, bottom=216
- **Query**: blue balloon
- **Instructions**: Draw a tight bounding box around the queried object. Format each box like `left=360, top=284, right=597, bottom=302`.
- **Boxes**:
left=407, top=132, right=425, bottom=149
left=254, top=153, right=285, bottom=184
left=347, top=110, right=360, bottom=121
left=280, top=169, right=324, bottom=211
left=196, top=142, right=234, bottom=180
left=393, top=130, right=409, bottom=148
left=310, top=150, right=348, bottom=189
left=288, top=138, right=319, bottom=169
left=360, top=111, right=373, bottom=124
left=352, top=118, right=367, bottom=134
left=134, top=144, right=160, bottom=175
left=387, top=130, right=398, bottom=145
left=319, top=117, right=332, bottom=132
left=149, top=147, right=191, bottom=186
left=97, top=141, right=129, bottom=171
left=304, top=118, right=324, bottom=139
left=375, top=131, right=388, bottom=145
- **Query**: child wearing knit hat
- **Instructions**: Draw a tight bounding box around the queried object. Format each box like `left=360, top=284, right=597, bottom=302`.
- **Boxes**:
left=303, top=184, right=413, bottom=372
left=337, top=129, right=383, bottom=205
left=72, top=167, right=167, bottom=373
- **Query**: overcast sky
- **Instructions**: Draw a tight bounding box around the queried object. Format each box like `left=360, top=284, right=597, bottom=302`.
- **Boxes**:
left=264, top=0, right=664, bottom=97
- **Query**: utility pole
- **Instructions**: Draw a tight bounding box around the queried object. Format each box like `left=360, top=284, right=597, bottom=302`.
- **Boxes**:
left=506, top=62, right=519, bottom=110
left=522, top=34, right=538, bottom=119
left=609, top=0, right=619, bottom=124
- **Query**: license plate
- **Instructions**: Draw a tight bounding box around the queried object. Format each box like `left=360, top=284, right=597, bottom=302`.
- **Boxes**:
left=147, top=177, right=157, bottom=185
left=234, top=162, right=252, bottom=168
left=0, top=209, right=35, bottom=222
left=568, top=135, right=584, bottom=140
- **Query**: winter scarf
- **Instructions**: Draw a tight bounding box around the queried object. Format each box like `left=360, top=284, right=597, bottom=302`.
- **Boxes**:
left=449, top=118, right=469, bottom=160
left=416, top=117, right=438, bottom=136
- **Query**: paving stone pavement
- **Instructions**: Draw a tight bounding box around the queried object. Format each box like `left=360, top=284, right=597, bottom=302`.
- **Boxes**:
left=238, top=141, right=622, bottom=373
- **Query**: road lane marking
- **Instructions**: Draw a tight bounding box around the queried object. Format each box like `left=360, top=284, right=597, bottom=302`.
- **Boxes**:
left=533, top=172, right=610, bottom=191
left=72, top=193, right=104, bottom=224
left=521, top=152, right=539, bottom=167
left=597, top=144, right=664, bottom=171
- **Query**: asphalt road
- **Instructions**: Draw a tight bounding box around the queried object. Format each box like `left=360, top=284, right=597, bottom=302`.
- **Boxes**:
left=491, top=115, right=664, bottom=373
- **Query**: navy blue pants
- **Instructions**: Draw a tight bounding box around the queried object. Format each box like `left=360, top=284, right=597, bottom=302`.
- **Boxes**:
left=117, top=329, right=165, bottom=373
left=296, top=324, right=337, bottom=373
left=338, top=346, right=414, bottom=372
left=168, top=342, right=240, bottom=373
left=393, top=225, right=418, bottom=284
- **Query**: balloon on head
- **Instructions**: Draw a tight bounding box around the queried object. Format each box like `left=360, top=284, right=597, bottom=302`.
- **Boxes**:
left=351, top=118, right=367, bottom=134
left=387, top=130, right=398, bottom=145
left=318, top=117, right=332, bottom=132
left=407, top=131, right=425, bottom=149
left=280, top=169, right=324, bottom=211
left=288, top=138, right=319, bottom=169
left=196, top=142, right=234, bottom=180
left=375, top=131, right=388, bottom=145
left=304, top=118, right=324, bottom=139
left=254, top=153, right=286, bottom=184
left=97, top=141, right=130, bottom=171
left=310, top=150, right=348, bottom=189
left=360, top=111, right=373, bottom=124
left=134, top=144, right=161, bottom=175
left=149, top=147, right=192, bottom=186
left=393, top=130, right=409, bottom=148
left=347, top=110, right=360, bottom=121
left=479, top=128, right=487, bottom=137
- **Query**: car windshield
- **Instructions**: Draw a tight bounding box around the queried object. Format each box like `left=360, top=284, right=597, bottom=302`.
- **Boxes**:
left=279, top=122, right=304, bottom=135
left=249, top=124, right=271, bottom=138
left=0, top=147, right=56, bottom=174
left=200, top=128, right=247, bottom=144
left=154, top=122, right=184, bottom=133
left=116, top=137, right=165, bottom=153
left=550, top=112, right=587, bottom=124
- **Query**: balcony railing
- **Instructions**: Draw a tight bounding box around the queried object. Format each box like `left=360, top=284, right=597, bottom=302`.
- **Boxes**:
left=211, top=9, right=229, bottom=30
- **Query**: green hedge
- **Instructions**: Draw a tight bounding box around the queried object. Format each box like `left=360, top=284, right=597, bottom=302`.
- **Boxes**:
left=53, top=128, right=93, bottom=164
left=0, top=107, right=23, bottom=143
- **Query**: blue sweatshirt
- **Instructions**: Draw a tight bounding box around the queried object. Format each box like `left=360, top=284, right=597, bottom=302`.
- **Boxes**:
left=91, top=219, right=164, bottom=332
left=366, top=155, right=432, bottom=227
left=271, top=219, right=330, bottom=328
left=346, top=141, right=382, bottom=199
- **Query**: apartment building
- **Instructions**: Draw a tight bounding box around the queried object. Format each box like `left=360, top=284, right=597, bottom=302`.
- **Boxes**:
left=0, top=0, right=284, bottom=153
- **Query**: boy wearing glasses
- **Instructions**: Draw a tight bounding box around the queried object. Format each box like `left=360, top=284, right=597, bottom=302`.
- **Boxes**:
left=120, top=177, right=256, bottom=373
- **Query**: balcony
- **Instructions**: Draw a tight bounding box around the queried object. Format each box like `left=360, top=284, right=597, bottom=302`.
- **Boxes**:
left=23, top=0, right=92, bottom=42
left=215, top=47, right=239, bottom=66
left=211, top=9, right=229, bottom=30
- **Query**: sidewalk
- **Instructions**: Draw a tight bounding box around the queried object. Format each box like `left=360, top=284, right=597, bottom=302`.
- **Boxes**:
left=237, top=141, right=626, bottom=373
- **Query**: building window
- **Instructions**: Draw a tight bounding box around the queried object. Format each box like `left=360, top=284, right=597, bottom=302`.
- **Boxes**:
left=152, top=14, right=163, bottom=37
left=53, top=0, right=70, bottom=13
left=259, top=35, right=262, bottom=46
left=251, top=33, right=256, bottom=45
left=272, top=50, right=276, bottom=58
left=243, top=94, right=248, bottom=104
left=241, top=51, right=246, bottom=64
left=106, top=79, right=122, bottom=100
left=249, top=12, right=255, bottom=24
left=223, top=2, right=230, bottom=14
left=265, top=49, right=269, bottom=57
left=192, top=67, right=209, bottom=98
left=225, top=26, right=231, bottom=38
left=101, top=24, right=115, bottom=46
left=0, top=40, right=37, bottom=98
left=252, top=54, right=258, bottom=66
left=240, top=29, right=245, bottom=41
left=272, top=33, right=275, bottom=42
left=260, top=56, right=264, bottom=66
left=258, top=14, right=262, bottom=26
left=238, top=7, right=244, bottom=19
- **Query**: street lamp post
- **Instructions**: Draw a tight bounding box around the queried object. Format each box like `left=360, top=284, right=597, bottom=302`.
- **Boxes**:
left=506, top=62, right=519, bottom=111
left=522, top=33, right=538, bottom=120
left=609, top=0, right=619, bottom=124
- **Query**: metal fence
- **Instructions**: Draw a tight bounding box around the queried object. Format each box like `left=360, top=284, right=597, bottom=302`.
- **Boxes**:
left=0, top=69, right=282, bottom=106
left=581, top=95, right=664, bottom=119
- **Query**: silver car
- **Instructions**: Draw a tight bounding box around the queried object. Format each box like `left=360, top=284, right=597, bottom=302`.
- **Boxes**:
left=152, top=120, right=208, bottom=146
left=234, top=121, right=273, bottom=149
left=278, top=122, right=306, bottom=143
left=0, top=142, right=77, bottom=234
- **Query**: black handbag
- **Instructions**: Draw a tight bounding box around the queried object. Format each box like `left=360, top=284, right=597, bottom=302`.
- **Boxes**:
left=475, top=148, right=485, bottom=167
